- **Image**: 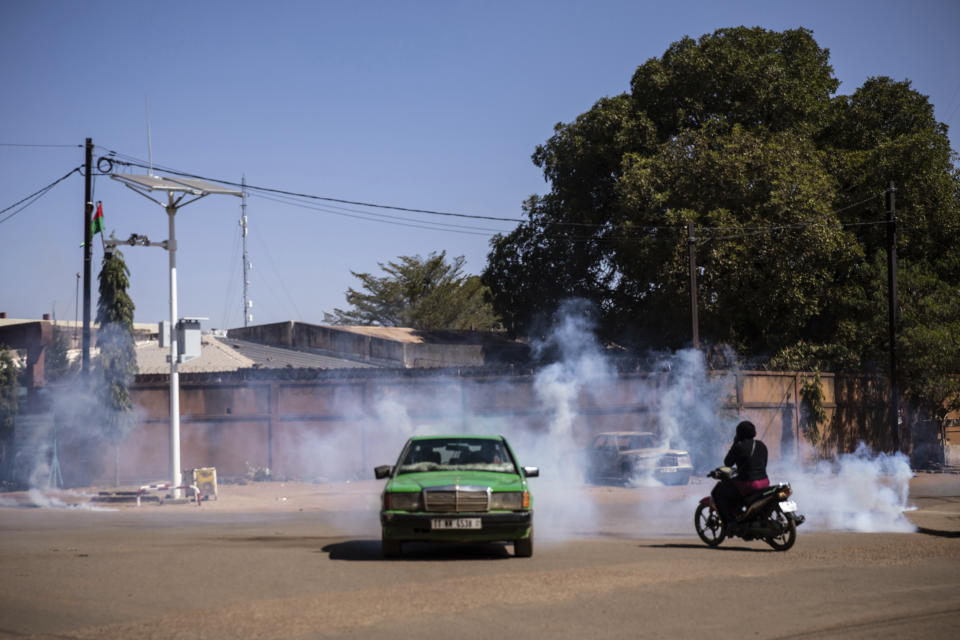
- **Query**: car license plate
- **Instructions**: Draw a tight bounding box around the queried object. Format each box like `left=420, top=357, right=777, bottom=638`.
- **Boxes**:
left=431, top=518, right=481, bottom=530
left=779, top=500, right=797, bottom=513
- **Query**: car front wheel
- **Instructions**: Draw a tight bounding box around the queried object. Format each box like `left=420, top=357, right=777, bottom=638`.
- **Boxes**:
left=514, top=526, right=533, bottom=558
left=381, top=535, right=402, bottom=559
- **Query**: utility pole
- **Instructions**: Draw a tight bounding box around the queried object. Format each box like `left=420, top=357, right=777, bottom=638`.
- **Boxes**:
left=81, top=138, right=93, bottom=374
left=886, top=181, right=900, bottom=452
left=74, top=272, right=81, bottom=345
left=240, top=175, right=251, bottom=326
left=688, top=221, right=700, bottom=349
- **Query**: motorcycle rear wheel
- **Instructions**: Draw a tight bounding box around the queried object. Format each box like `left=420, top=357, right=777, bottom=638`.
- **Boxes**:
left=695, top=503, right=725, bottom=547
left=764, top=511, right=797, bottom=551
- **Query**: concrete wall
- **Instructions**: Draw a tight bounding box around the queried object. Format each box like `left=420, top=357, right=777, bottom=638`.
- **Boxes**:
left=946, top=421, right=960, bottom=467
left=60, top=369, right=848, bottom=486
left=43, top=367, right=959, bottom=487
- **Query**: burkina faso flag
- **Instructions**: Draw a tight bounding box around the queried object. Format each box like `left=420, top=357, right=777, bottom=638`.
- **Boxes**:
left=91, top=201, right=104, bottom=234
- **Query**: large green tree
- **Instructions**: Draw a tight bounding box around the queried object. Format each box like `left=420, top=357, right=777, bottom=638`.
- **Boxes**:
left=325, top=251, right=501, bottom=331
left=484, top=27, right=960, bottom=427
left=96, top=249, right=137, bottom=486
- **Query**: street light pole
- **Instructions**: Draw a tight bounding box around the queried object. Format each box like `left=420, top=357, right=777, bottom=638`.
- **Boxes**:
left=110, top=173, right=240, bottom=499
left=167, top=193, right=182, bottom=497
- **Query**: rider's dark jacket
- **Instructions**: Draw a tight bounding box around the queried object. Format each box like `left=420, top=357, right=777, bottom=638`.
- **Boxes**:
left=723, top=438, right=768, bottom=483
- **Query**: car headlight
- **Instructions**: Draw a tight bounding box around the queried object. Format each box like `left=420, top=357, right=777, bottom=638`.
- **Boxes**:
left=490, top=491, right=529, bottom=510
left=384, top=492, right=421, bottom=511
left=677, top=455, right=692, bottom=467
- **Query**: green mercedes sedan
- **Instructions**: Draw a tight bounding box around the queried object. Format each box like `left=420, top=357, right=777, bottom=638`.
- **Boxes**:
left=375, top=435, right=538, bottom=558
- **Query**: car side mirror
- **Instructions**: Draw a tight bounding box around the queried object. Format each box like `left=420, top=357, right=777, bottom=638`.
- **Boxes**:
left=523, top=466, right=539, bottom=478
left=374, top=465, right=393, bottom=479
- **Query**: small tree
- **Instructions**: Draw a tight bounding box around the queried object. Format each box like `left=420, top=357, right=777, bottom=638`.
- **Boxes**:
left=45, top=324, right=76, bottom=382
left=325, top=251, right=502, bottom=331
left=96, top=249, right=137, bottom=486
left=0, top=346, right=19, bottom=482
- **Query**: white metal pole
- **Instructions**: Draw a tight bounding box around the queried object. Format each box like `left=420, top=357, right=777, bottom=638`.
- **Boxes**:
left=167, top=194, right=182, bottom=499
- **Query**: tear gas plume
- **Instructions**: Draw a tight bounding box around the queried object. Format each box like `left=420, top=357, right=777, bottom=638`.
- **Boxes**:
left=514, top=307, right=610, bottom=535
left=8, top=306, right=917, bottom=538
left=773, top=444, right=915, bottom=533
left=24, top=489, right=116, bottom=511
left=8, top=377, right=146, bottom=504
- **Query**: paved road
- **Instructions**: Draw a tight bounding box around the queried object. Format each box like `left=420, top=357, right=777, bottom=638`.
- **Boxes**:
left=1, top=477, right=958, bottom=639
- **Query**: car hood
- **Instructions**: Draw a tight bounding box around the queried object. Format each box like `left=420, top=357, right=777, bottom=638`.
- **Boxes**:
left=386, top=470, right=526, bottom=492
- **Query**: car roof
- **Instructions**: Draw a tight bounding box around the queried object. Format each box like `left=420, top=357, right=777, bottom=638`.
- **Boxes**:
left=407, top=434, right=503, bottom=442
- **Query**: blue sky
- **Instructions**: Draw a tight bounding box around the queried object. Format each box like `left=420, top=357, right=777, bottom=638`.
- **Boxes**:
left=2, top=0, right=958, bottom=329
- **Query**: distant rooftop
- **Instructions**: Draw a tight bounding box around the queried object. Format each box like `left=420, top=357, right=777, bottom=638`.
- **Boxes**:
left=136, top=335, right=378, bottom=374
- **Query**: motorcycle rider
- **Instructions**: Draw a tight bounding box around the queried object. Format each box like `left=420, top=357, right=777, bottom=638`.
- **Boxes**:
left=712, top=420, right=770, bottom=536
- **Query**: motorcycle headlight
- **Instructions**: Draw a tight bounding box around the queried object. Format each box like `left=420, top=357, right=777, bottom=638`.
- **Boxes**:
left=384, top=491, right=421, bottom=511
left=490, top=491, right=528, bottom=510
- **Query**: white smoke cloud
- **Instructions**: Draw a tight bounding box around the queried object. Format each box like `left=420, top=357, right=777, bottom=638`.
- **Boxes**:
left=345, top=304, right=917, bottom=539
left=24, top=489, right=115, bottom=511
left=11, top=377, right=148, bottom=495
left=776, top=444, right=915, bottom=533
left=514, top=303, right=916, bottom=538
left=7, top=306, right=916, bottom=538
left=518, top=307, right=609, bottom=536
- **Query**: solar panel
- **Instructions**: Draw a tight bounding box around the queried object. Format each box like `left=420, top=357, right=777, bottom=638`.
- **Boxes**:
left=164, top=177, right=242, bottom=197
left=111, top=173, right=200, bottom=193
left=110, top=174, right=241, bottom=196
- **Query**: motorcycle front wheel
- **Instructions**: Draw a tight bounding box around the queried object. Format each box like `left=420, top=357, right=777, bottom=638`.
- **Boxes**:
left=764, top=510, right=797, bottom=551
left=694, top=503, right=725, bottom=547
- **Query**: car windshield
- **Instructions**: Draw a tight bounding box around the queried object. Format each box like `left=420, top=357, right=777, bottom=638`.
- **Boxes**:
left=397, top=438, right=516, bottom=474
left=618, top=434, right=656, bottom=450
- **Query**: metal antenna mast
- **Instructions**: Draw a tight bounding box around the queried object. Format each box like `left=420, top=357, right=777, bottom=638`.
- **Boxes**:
left=240, top=175, right=252, bottom=326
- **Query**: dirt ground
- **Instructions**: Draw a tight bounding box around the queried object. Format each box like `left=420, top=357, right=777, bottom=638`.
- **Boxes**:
left=2, top=471, right=958, bottom=533
left=1, top=474, right=959, bottom=639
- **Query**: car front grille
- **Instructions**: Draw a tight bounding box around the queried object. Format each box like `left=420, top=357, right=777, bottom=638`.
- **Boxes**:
left=423, top=487, right=490, bottom=512
left=658, top=454, right=679, bottom=467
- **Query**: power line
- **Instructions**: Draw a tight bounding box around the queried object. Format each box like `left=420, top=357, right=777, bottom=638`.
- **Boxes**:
left=0, top=167, right=81, bottom=225
left=99, top=150, right=529, bottom=224
left=250, top=192, right=510, bottom=236
left=98, top=147, right=664, bottom=232
left=95, top=145, right=895, bottom=239
left=0, top=143, right=83, bottom=148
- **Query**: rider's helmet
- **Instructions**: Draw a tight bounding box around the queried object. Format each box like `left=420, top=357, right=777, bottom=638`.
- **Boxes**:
left=735, top=420, right=757, bottom=442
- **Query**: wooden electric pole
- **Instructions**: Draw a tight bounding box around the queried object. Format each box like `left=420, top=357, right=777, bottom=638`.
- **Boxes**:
left=688, top=221, right=699, bottom=349
left=81, top=137, right=93, bottom=374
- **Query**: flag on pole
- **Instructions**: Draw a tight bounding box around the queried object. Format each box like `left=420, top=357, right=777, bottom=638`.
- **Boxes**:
left=91, top=201, right=104, bottom=235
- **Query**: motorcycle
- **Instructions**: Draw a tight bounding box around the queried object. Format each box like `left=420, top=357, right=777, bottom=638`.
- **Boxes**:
left=695, top=467, right=805, bottom=551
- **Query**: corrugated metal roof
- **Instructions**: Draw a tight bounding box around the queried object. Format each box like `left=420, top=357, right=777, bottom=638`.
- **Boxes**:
left=136, top=335, right=380, bottom=374
left=136, top=335, right=254, bottom=374
left=217, top=337, right=379, bottom=370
